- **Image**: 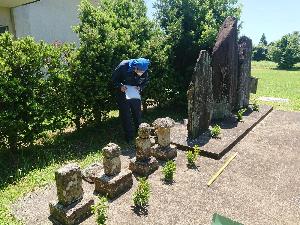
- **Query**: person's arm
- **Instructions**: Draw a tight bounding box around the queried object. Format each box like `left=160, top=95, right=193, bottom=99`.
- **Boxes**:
left=139, top=71, right=150, bottom=92
left=112, top=65, right=123, bottom=90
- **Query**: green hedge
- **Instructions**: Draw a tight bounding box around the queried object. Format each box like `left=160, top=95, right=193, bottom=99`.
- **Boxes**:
left=0, top=33, right=72, bottom=150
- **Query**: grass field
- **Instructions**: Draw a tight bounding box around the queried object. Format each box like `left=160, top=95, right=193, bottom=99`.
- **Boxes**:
left=251, top=61, right=300, bottom=111
left=0, top=60, right=299, bottom=224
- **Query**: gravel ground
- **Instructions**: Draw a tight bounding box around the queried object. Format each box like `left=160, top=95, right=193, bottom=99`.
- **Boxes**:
left=12, top=110, right=300, bottom=225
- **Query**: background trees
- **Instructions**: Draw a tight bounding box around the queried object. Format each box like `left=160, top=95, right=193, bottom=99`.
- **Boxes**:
left=268, top=32, right=300, bottom=69
left=154, top=0, right=242, bottom=103
left=252, top=33, right=268, bottom=61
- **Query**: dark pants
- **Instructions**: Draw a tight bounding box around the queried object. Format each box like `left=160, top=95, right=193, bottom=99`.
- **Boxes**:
left=117, top=95, right=141, bottom=141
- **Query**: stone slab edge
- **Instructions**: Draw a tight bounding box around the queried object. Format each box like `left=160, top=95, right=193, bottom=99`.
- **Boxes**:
left=172, top=105, right=273, bottom=160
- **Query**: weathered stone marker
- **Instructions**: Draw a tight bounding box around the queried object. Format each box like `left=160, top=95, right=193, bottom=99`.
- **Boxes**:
left=237, top=36, right=252, bottom=109
left=82, top=163, right=102, bottom=183
left=129, top=123, right=159, bottom=176
left=187, top=50, right=213, bottom=138
left=152, top=117, right=177, bottom=160
left=49, top=163, right=94, bottom=225
left=212, top=16, right=239, bottom=118
left=94, top=143, right=133, bottom=199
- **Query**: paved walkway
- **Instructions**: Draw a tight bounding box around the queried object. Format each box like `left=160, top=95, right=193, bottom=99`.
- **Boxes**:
left=105, top=110, right=300, bottom=225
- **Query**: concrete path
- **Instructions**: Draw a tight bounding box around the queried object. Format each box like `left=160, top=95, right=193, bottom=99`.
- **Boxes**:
left=105, top=110, right=300, bottom=225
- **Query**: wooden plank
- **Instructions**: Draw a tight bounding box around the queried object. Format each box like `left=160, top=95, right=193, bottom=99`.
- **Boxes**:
left=207, top=152, right=238, bottom=187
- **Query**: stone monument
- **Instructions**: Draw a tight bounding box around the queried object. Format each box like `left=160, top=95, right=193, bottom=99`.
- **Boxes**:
left=187, top=50, right=213, bottom=138
left=237, top=36, right=253, bottom=109
left=49, top=163, right=94, bottom=225
left=129, top=123, right=159, bottom=176
left=94, top=143, right=133, bottom=199
left=212, top=16, right=239, bottom=118
left=152, top=117, right=177, bottom=160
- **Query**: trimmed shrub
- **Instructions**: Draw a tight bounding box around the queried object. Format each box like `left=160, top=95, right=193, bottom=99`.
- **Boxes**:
left=0, top=33, right=72, bottom=150
left=92, top=196, right=109, bottom=225
left=210, top=125, right=221, bottom=138
left=132, top=177, right=150, bottom=207
left=162, top=160, right=176, bottom=182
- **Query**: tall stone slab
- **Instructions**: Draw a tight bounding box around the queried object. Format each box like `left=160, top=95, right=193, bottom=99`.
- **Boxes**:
left=237, top=36, right=253, bottom=109
left=187, top=50, right=213, bottom=138
left=212, top=16, right=239, bottom=118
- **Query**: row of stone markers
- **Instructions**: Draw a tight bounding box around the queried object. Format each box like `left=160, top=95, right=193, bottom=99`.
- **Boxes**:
left=187, top=16, right=258, bottom=139
left=49, top=117, right=177, bottom=225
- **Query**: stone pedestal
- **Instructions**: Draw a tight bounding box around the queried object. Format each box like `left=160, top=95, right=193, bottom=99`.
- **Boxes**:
left=129, top=123, right=159, bottom=176
left=129, top=157, right=159, bottom=176
left=94, top=143, right=133, bottom=199
left=49, top=163, right=94, bottom=225
left=82, top=163, right=102, bottom=183
left=152, top=118, right=177, bottom=161
left=49, top=197, right=94, bottom=225
left=151, top=144, right=177, bottom=161
left=94, top=170, right=133, bottom=199
left=187, top=50, right=213, bottom=138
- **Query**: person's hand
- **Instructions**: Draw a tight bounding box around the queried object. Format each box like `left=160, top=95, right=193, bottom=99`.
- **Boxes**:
left=121, top=85, right=127, bottom=92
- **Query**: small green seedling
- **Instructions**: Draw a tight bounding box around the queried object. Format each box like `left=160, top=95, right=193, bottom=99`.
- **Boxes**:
left=162, top=160, right=176, bottom=182
left=92, top=196, right=109, bottom=225
left=252, top=102, right=259, bottom=111
left=186, top=145, right=200, bottom=167
left=210, top=124, right=221, bottom=138
left=132, top=177, right=150, bottom=207
left=237, top=108, right=247, bottom=122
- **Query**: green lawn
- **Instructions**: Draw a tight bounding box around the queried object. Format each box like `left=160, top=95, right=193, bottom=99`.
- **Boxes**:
left=251, top=61, right=300, bottom=111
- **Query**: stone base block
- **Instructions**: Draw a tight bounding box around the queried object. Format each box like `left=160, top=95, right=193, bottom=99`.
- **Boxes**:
left=49, top=197, right=94, bottom=225
left=152, top=144, right=177, bottom=161
left=94, top=170, right=133, bottom=199
left=129, top=157, right=159, bottom=176
left=82, top=163, right=103, bottom=183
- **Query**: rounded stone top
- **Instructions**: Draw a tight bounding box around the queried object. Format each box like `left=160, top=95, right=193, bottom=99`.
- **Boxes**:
left=138, top=123, right=151, bottom=138
left=152, top=117, right=175, bottom=129
left=56, top=163, right=81, bottom=175
left=102, top=143, right=121, bottom=158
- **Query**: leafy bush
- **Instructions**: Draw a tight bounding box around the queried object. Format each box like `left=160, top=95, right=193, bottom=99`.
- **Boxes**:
left=253, top=33, right=268, bottom=61
left=210, top=125, right=221, bottom=138
left=154, top=0, right=242, bottom=103
left=162, top=160, right=176, bottom=182
left=92, top=196, right=109, bottom=225
left=132, top=177, right=150, bottom=207
left=186, top=145, right=200, bottom=167
left=252, top=102, right=259, bottom=111
left=268, top=32, right=300, bottom=69
left=72, top=0, right=172, bottom=125
left=237, top=108, right=247, bottom=122
left=0, top=33, right=72, bottom=150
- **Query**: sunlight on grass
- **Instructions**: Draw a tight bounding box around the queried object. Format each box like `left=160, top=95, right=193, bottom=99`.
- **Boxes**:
left=251, top=61, right=300, bottom=111
left=0, top=151, right=102, bottom=224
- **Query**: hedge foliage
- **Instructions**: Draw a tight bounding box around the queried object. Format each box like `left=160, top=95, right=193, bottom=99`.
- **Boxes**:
left=0, top=0, right=242, bottom=150
left=0, top=33, right=73, bottom=150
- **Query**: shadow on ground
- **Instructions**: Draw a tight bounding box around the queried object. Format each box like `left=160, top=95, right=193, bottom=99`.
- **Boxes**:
left=0, top=106, right=186, bottom=190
